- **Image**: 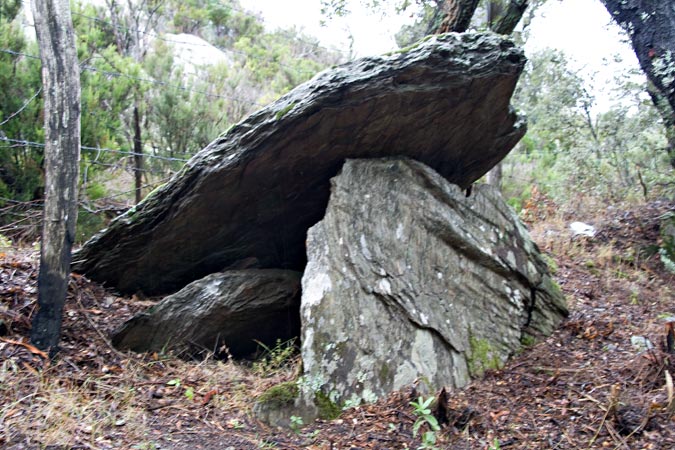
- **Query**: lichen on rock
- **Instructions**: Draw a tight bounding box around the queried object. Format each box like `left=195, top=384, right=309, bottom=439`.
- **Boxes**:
left=299, top=158, right=568, bottom=406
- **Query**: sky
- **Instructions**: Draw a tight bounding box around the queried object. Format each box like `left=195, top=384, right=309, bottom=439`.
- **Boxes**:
left=239, top=0, right=642, bottom=109
left=238, top=0, right=410, bottom=57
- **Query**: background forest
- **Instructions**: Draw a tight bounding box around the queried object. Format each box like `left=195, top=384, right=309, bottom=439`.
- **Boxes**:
left=0, top=0, right=673, bottom=242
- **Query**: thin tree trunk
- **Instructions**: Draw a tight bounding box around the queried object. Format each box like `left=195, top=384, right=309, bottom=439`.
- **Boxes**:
left=133, top=105, right=143, bottom=204
left=30, top=0, right=81, bottom=354
left=486, top=161, right=503, bottom=190
left=485, top=1, right=529, bottom=188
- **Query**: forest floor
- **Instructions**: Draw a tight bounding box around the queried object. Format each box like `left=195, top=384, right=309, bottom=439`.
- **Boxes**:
left=1, top=197, right=675, bottom=450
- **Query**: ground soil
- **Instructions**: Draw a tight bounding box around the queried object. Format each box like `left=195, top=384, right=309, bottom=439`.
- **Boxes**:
left=1, top=199, right=674, bottom=449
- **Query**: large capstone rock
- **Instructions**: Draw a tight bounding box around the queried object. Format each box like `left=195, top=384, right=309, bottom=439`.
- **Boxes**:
left=299, top=158, right=567, bottom=406
left=73, top=32, right=526, bottom=295
left=111, top=269, right=301, bottom=358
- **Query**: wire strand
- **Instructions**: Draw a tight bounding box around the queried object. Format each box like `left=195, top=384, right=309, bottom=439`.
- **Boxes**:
left=0, top=88, right=42, bottom=126
left=0, top=136, right=191, bottom=163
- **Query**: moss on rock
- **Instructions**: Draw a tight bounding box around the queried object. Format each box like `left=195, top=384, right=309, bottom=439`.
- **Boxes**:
left=256, top=381, right=299, bottom=408
left=314, top=391, right=341, bottom=420
left=468, top=336, right=502, bottom=376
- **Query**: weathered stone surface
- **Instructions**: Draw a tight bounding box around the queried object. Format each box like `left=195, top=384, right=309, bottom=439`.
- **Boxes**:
left=111, top=269, right=301, bottom=358
left=299, top=158, right=567, bottom=406
left=73, top=32, right=526, bottom=295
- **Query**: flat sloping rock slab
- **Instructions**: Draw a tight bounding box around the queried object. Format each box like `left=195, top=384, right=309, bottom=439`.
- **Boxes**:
left=300, top=158, right=567, bottom=405
left=111, top=269, right=301, bottom=358
left=73, top=32, right=526, bottom=295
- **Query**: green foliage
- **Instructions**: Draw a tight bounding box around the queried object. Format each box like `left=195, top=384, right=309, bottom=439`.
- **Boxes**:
left=252, top=338, right=298, bottom=375
left=410, top=395, right=440, bottom=450
left=289, top=415, right=303, bottom=433
left=165, top=378, right=195, bottom=401
left=502, top=48, right=673, bottom=209
left=85, top=183, right=107, bottom=201
left=0, top=0, right=23, bottom=21
left=0, top=233, right=11, bottom=248
left=184, top=386, right=194, bottom=401
left=0, top=0, right=341, bottom=220
left=520, top=334, right=536, bottom=347
left=0, top=10, right=44, bottom=203
left=76, top=208, right=107, bottom=244
left=660, top=213, right=675, bottom=273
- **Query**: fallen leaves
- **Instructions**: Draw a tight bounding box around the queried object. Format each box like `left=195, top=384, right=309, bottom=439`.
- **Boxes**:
left=0, top=337, right=48, bottom=359
left=1, top=201, right=674, bottom=449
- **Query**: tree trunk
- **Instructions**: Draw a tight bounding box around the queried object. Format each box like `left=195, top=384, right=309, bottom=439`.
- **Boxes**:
left=492, top=0, right=529, bottom=35
left=647, top=82, right=675, bottom=168
left=30, top=0, right=81, bottom=354
left=485, top=1, right=530, bottom=188
left=436, top=0, right=481, bottom=33
left=486, top=161, right=503, bottom=190
left=133, top=105, right=143, bottom=204
left=600, top=0, right=675, bottom=169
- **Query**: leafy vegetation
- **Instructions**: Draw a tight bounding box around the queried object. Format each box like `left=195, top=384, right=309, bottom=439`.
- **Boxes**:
left=502, top=48, right=673, bottom=211
left=0, top=0, right=341, bottom=242
left=410, top=395, right=441, bottom=450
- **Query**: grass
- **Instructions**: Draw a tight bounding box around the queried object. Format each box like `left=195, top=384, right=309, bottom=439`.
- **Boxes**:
left=0, top=344, right=300, bottom=448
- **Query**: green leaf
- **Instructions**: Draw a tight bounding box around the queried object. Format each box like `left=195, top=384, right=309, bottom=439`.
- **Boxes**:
left=412, top=418, right=424, bottom=437
left=425, top=415, right=440, bottom=431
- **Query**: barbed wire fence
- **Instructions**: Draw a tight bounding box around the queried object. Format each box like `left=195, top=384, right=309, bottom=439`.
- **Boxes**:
left=0, top=4, right=352, bottom=243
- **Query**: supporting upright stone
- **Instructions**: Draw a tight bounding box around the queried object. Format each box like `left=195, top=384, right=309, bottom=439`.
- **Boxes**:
left=299, top=158, right=567, bottom=407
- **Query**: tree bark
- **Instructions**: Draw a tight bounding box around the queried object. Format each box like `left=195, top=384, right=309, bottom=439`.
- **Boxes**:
left=492, top=0, right=529, bottom=35
left=486, top=160, right=503, bottom=190
left=133, top=105, right=143, bottom=204
left=30, top=0, right=81, bottom=354
left=647, top=81, right=675, bottom=169
left=435, top=0, right=481, bottom=33
left=600, top=0, right=675, bottom=168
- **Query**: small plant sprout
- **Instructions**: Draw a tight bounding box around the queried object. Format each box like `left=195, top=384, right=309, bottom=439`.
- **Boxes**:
left=289, top=415, right=304, bottom=433
left=184, top=386, right=194, bottom=401
left=410, top=396, right=440, bottom=449
left=253, top=338, right=297, bottom=375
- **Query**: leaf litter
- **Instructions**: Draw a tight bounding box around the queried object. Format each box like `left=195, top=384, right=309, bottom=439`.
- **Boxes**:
left=0, top=200, right=674, bottom=449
